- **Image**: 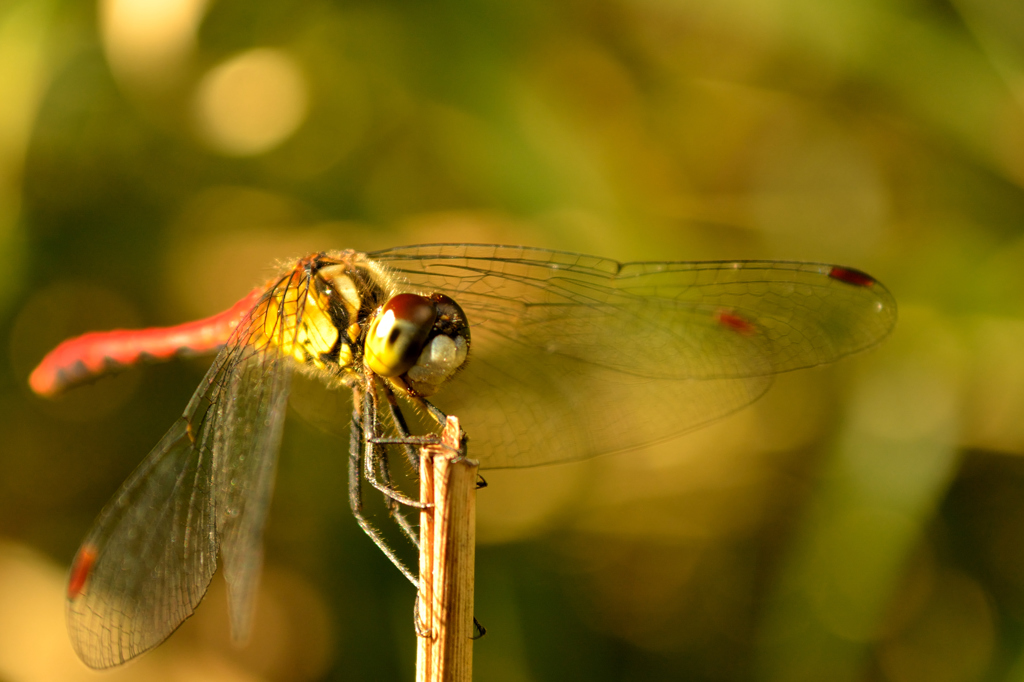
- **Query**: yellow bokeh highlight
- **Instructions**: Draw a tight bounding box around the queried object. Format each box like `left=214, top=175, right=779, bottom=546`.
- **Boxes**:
left=194, top=48, right=309, bottom=157
left=100, top=0, right=208, bottom=84
left=0, top=540, right=332, bottom=681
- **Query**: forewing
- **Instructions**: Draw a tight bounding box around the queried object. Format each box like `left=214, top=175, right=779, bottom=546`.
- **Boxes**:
left=66, top=353, right=228, bottom=668
left=373, top=244, right=896, bottom=467
left=66, top=272, right=299, bottom=668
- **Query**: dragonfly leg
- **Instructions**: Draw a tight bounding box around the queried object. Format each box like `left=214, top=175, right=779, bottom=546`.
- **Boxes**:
left=348, top=395, right=417, bottom=586
left=363, top=453, right=426, bottom=509
left=363, top=383, right=428, bottom=514
left=414, top=397, right=449, bottom=427
left=413, top=593, right=433, bottom=638
left=369, top=435, right=440, bottom=445
left=367, top=392, right=466, bottom=507
left=363, top=383, right=423, bottom=547
left=382, top=385, right=421, bottom=474
left=415, top=397, right=469, bottom=453
left=472, top=617, right=487, bottom=639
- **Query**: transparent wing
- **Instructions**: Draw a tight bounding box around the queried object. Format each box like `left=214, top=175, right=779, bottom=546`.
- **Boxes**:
left=214, top=281, right=297, bottom=644
left=65, top=414, right=217, bottom=669
left=65, top=274, right=299, bottom=669
left=372, top=244, right=897, bottom=468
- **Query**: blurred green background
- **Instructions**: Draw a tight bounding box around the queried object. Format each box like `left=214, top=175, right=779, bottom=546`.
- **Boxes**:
left=1, top=0, right=1023, bottom=680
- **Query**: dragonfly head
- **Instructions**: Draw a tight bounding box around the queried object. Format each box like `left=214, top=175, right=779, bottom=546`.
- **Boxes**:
left=365, top=292, right=470, bottom=397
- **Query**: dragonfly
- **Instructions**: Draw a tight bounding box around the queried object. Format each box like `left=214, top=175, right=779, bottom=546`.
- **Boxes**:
left=30, top=244, right=897, bottom=669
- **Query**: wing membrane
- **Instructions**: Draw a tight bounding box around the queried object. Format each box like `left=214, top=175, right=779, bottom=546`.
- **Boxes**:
left=66, top=274, right=298, bottom=668
left=373, top=244, right=896, bottom=467
left=215, top=277, right=298, bottom=643
left=65, top=415, right=218, bottom=669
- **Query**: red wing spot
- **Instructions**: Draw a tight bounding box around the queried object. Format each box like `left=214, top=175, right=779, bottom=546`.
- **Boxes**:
left=714, top=310, right=756, bottom=335
left=829, top=266, right=875, bottom=288
left=68, top=545, right=98, bottom=600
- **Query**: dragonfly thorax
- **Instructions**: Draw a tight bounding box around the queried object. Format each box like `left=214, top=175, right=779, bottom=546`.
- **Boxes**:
left=263, top=252, right=471, bottom=398
left=255, top=255, right=389, bottom=377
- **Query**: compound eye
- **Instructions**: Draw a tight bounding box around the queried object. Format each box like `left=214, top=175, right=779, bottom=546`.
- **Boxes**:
left=365, top=294, right=437, bottom=377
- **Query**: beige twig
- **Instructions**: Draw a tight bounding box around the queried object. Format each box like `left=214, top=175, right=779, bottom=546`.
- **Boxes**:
left=416, top=416, right=477, bottom=682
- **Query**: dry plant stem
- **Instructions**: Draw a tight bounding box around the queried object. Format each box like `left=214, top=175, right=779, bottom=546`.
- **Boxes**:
left=416, top=416, right=478, bottom=682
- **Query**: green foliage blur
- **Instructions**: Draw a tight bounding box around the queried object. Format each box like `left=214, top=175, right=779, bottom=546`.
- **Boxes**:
left=2, top=0, right=1024, bottom=680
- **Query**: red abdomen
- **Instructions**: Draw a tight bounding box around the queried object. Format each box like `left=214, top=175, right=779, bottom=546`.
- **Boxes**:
left=29, top=288, right=263, bottom=397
